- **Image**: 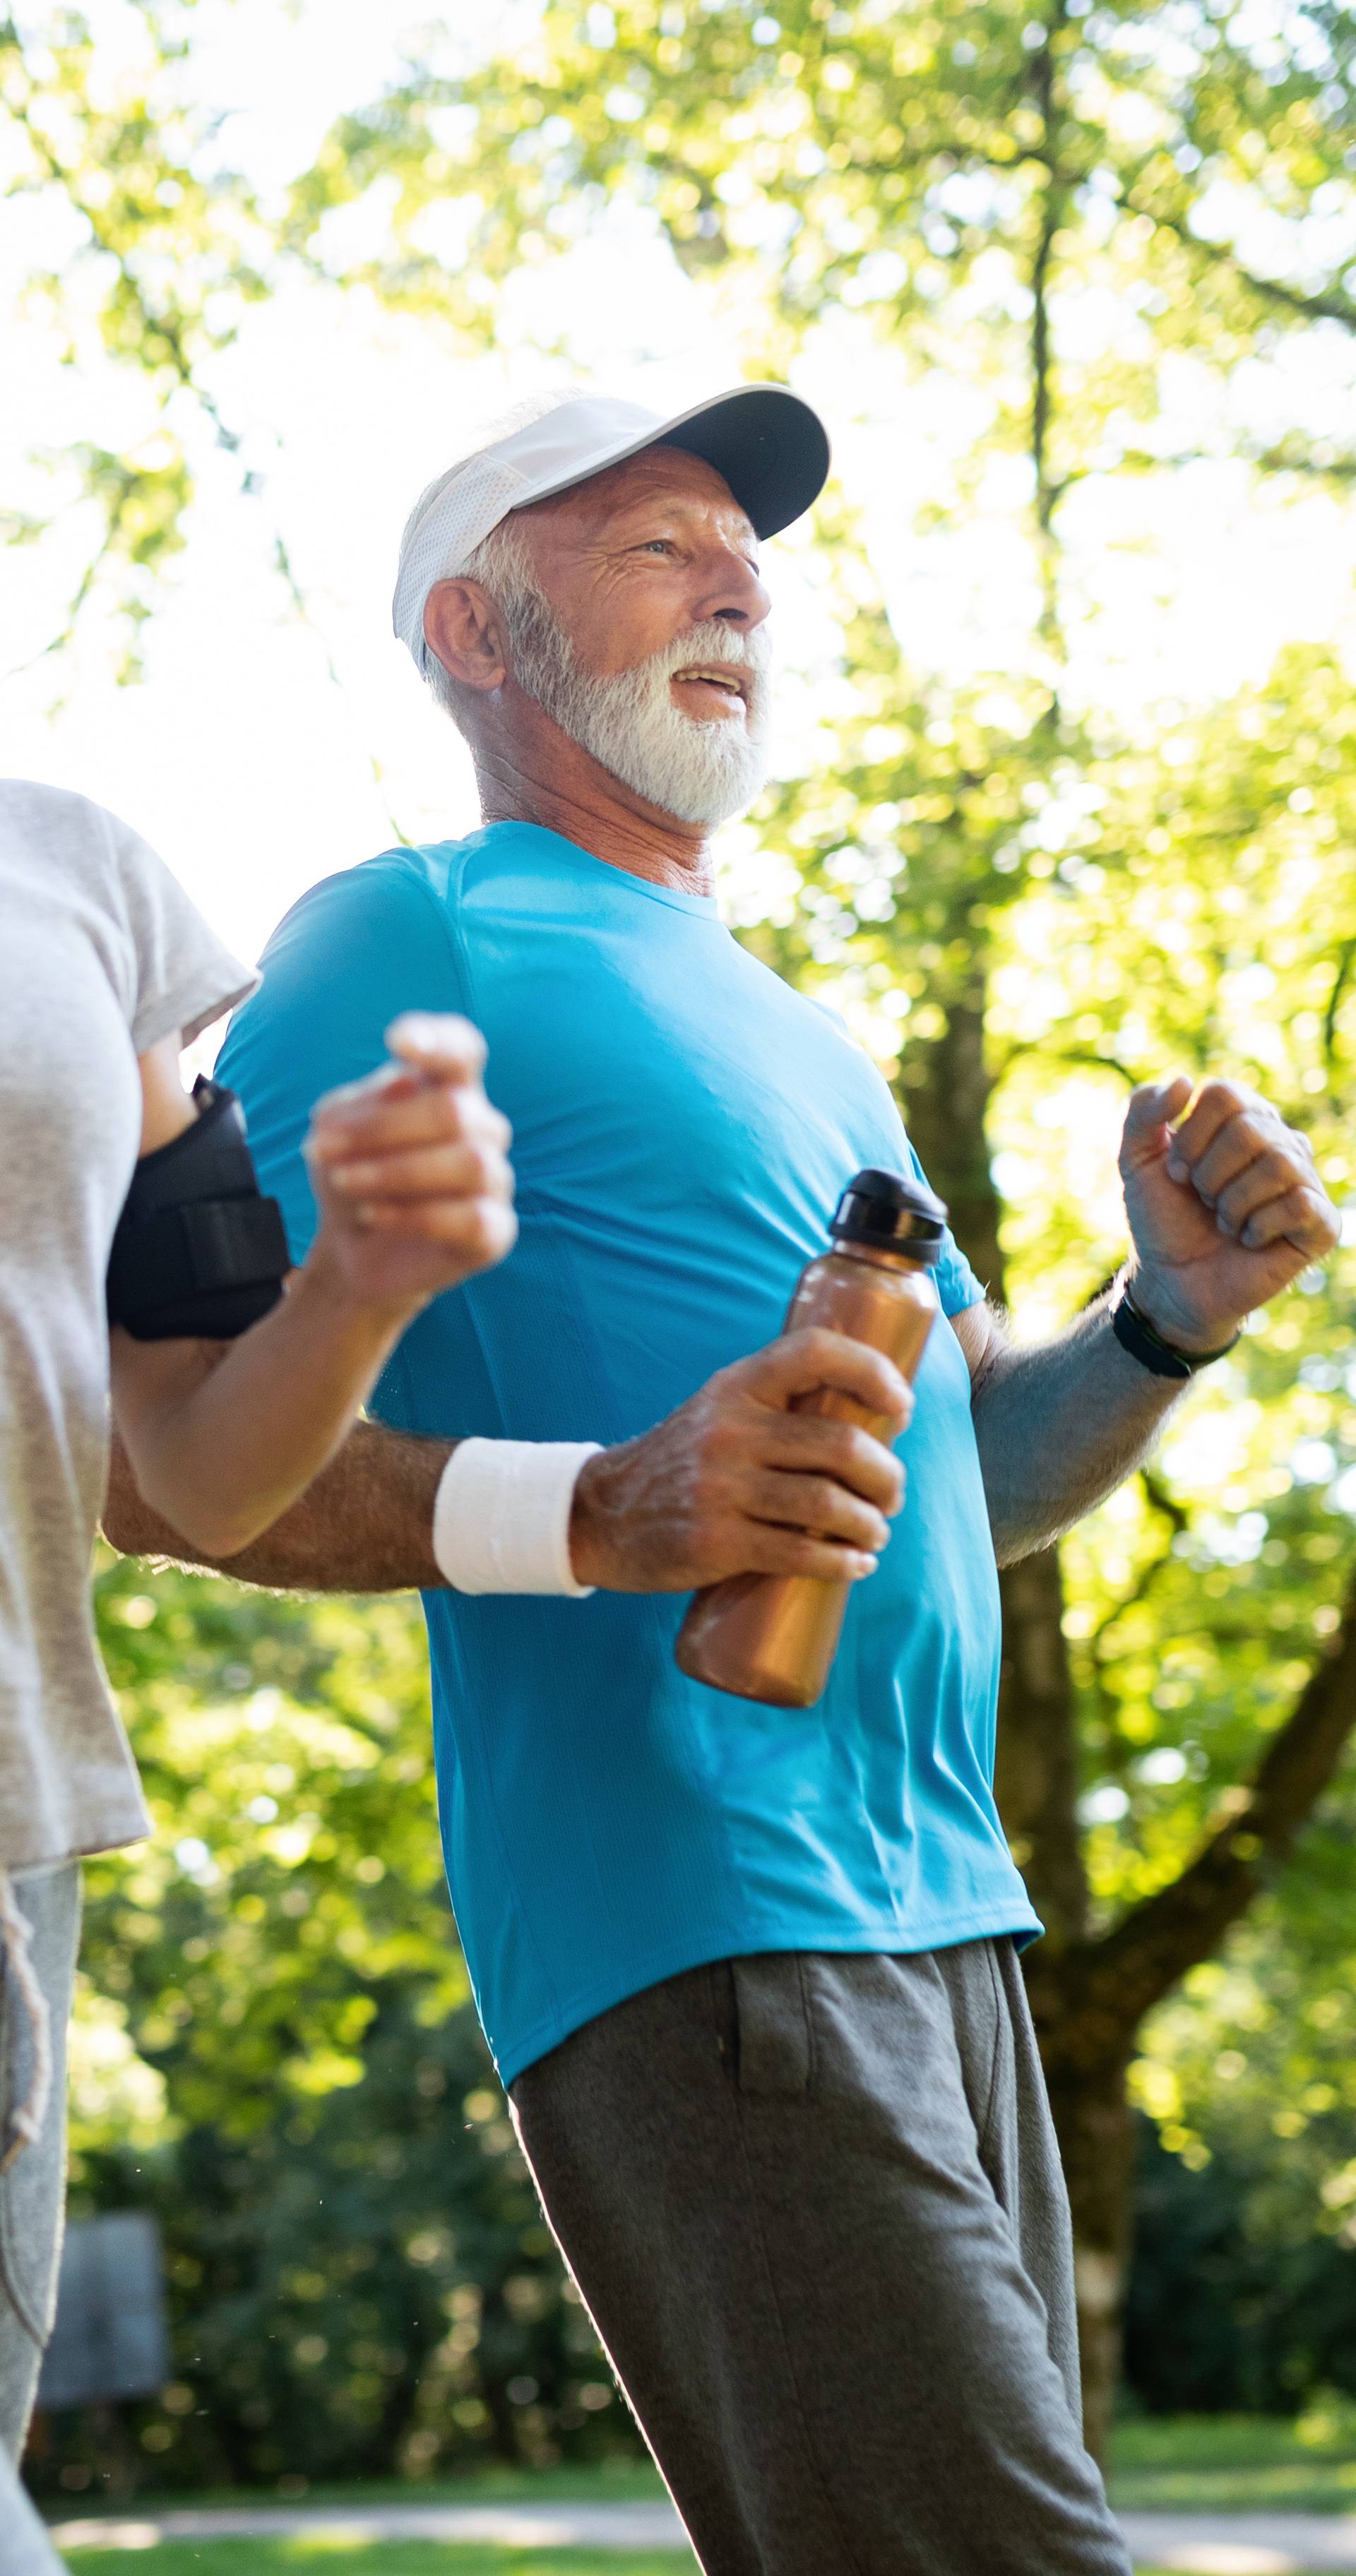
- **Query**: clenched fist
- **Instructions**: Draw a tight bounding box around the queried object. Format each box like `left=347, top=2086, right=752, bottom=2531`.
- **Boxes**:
left=306, top=1013, right=516, bottom=1323
left=1121, top=1074, right=1339, bottom=1351
left=569, top=1326, right=913, bottom=1593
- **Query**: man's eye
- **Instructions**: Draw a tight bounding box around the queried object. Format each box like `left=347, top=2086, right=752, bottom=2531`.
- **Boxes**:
left=641, top=538, right=674, bottom=556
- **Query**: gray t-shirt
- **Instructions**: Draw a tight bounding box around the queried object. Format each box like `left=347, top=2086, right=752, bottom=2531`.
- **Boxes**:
left=0, top=781, right=256, bottom=1867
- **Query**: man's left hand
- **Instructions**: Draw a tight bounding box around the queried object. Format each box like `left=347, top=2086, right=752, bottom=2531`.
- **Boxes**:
left=1119, top=1073, right=1340, bottom=1352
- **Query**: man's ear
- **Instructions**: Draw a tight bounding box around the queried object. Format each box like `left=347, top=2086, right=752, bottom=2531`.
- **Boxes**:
left=423, top=580, right=510, bottom=695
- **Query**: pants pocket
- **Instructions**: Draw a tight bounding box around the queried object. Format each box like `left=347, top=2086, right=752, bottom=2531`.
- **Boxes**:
left=726, top=1953, right=815, bottom=2099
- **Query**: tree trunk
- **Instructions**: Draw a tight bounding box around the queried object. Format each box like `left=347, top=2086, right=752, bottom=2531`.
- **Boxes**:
left=994, top=1548, right=1089, bottom=1951
left=893, top=970, right=1356, bottom=2459
left=898, top=979, right=1004, bottom=1294
left=899, top=971, right=1129, bottom=2453
left=898, top=978, right=1088, bottom=1943
left=1043, top=2049, right=1136, bottom=2459
left=1028, top=1585, right=1356, bottom=2452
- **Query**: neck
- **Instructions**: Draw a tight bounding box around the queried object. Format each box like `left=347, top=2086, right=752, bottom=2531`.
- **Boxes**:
left=471, top=701, right=717, bottom=897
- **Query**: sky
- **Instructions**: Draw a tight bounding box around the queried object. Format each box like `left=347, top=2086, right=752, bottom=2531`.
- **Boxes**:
left=6, top=0, right=1356, bottom=973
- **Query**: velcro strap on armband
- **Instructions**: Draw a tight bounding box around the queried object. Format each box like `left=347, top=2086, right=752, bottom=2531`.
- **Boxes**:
left=108, top=1078, right=292, bottom=1342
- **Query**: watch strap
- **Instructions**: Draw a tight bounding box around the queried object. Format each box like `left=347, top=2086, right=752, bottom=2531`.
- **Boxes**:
left=1112, top=1282, right=1240, bottom=1380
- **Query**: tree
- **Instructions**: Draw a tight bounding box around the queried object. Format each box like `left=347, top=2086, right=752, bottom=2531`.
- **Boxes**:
left=738, top=597, right=1356, bottom=2445
left=35, top=1552, right=629, bottom=2498
left=1, top=5, right=294, bottom=678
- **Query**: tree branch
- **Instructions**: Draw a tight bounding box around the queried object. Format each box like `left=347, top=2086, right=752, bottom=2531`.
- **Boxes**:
left=4, top=33, right=415, bottom=839
left=1131, top=199, right=1356, bottom=336
left=1028, top=5, right=1069, bottom=676
left=1031, top=1573, right=1356, bottom=2075
left=1324, top=935, right=1356, bottom=1070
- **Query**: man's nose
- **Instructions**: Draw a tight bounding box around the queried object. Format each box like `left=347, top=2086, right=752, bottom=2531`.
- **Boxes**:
left=693, top=546, right=771, bottom=633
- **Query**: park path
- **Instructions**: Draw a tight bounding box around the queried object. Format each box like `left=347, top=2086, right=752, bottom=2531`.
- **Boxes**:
left=44, top=2496, right=1356, bottom=2570
left=47, top=2499, right=685, bottom=2551
left=1118, top=2517, right=1356, bottom=2572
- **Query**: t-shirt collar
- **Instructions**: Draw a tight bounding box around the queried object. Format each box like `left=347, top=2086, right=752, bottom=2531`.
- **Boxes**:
left=491, top=820, right=722, bottom=918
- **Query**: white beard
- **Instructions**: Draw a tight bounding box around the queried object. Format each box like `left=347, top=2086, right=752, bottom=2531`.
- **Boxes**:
left=501, top=594, right=771, bottom=825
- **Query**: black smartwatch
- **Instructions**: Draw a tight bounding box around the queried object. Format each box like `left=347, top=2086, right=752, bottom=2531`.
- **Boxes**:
left=1111, top=1280, right=1240, bottom=1381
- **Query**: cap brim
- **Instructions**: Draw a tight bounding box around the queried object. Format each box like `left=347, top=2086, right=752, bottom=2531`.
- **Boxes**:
left=533, top=384, right=831, bottom=540
left=658, top=386, right=831, bottom=538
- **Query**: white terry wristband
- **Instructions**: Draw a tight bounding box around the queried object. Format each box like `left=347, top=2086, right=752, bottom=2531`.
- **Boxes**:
left=432, top=1440, right=602, bottom=1597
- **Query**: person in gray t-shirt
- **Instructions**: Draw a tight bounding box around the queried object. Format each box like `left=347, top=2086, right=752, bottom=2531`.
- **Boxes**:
left=0, top=780, right=516, bottom=2562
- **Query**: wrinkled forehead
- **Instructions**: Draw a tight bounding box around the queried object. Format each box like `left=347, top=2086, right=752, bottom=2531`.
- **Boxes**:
left=518, top=442, right=758, bottom=557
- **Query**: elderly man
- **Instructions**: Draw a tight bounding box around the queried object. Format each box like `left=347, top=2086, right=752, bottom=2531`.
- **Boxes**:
left=108, top=385, right=1338, bottom=2576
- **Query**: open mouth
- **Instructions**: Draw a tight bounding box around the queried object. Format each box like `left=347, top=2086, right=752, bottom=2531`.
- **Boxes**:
left=671, top=665, right=750, bottom=718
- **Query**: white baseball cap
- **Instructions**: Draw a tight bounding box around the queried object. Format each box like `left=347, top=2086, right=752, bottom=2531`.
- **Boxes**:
left=392, top=382, right=831, bottom=674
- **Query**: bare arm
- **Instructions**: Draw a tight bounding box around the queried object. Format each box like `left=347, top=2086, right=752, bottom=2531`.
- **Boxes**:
left=108, top=1304, right=1164, bottom=1589
left=954, top=1294, right=1184, bottom=1567
left=103, top=1416, right=451, bottom=1590
left=104, top=1327, right=915, bottom=1596
left=112, top=1261, right=438, bottom=1563
left=111, top=1017, right=514, bottom=1558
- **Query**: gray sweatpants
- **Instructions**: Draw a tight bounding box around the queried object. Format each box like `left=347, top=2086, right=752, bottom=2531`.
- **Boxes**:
left=513, top=1939, right=1131, bottom=2576
left=0, top=1860, right=79, bottom=2576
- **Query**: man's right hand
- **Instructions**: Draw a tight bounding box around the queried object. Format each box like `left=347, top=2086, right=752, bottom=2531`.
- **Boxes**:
left=307, top=1013, right=516, bottom=1319
left=104, top=1332, right=912, bottom=1600
left=568, top=1328, right=912, bottom=1594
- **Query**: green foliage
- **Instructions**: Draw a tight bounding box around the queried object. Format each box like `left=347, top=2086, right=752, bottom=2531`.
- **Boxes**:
left=732, top=619, right=1356, bottom=1944
left=290, top=1, right=1356, bottom=325
left=18, top=0, right=1356, bottom=652
left=36, top=1558, right=630, bottom=2500
left=1109, top=2404, right=1356, bottom=2508
left=1131, top=1866, right=1356, bottom=2265
left=1, top=6, right=270, bottom=667
left=992, top=651, right=1356, bottom=1912
left=290, top=0, right=1356, bottom=529
left=87, top=1557, right=460, bottom=2115
left=1127, top=2115, right=1356, bottom=2413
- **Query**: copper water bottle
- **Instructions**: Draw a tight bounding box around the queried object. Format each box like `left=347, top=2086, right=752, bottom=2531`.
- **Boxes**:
left=674, top=1167, right=946, bottom=1709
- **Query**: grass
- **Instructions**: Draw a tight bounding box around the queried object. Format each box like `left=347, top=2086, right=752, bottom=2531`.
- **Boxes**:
left=47, top=2414, right=1356, bottom=2567
left=47, top=2547, right=1340, bottom=2576
left=1107, top=2409, right=1356, bottom=2512
left=53, top=2464, right=667, bottom=2520
left=52, top=2548, right=1338, bottom=2576
left=59, top=2553, right=690, bottom=2575
left=62, top=2413, right=1356, bottom=2520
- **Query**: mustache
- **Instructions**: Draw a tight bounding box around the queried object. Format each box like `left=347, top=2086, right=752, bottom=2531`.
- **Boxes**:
left=642, top=620, right=772, bottom=681
left=506, top=589, right=771, bottom=823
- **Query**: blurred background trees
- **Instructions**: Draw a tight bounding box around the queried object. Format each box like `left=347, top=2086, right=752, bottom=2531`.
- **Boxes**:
left=35, top=1554, right=629, bottom=2502
left=6, top=0, right=1356, bottom=2489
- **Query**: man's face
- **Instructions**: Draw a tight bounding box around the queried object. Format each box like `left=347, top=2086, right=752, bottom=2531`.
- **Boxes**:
left=497, top=446, right=774, bottom=825
left=528, top=446, right=770, bottom=701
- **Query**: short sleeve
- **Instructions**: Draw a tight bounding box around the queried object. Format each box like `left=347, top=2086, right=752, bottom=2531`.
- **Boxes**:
left=105, top=809, right=256, bottom=1053
left=217, top=852, right=470, bottom=1265
left=900, top=1136, right=987, bottom=1319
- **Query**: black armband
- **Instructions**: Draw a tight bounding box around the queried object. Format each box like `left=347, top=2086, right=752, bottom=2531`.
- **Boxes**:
left=107, top=1078, right=292, bottom=1341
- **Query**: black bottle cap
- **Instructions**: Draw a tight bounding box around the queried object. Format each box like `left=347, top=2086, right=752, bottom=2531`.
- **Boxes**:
left=830, top=1166, right=948, bottom=1265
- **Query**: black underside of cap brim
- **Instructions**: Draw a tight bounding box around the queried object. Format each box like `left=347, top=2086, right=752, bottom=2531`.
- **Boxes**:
left=658, top=386, right=830, bottom=538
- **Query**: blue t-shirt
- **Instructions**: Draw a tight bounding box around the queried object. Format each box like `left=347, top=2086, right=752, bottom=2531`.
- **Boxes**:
left=220, top=823, right=1039, bottom=2082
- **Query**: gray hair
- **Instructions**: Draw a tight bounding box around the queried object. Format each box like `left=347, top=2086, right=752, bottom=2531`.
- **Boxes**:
left=423, top=516, right=544, bottom=722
